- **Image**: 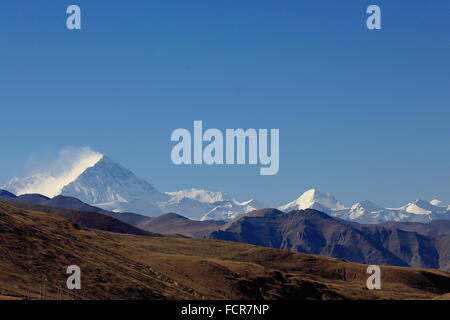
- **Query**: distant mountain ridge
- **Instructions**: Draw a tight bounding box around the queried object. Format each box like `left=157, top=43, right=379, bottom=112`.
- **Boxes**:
left=3, top=153, right=450, bottom=223
left=279, top=189, right=450, bottom=224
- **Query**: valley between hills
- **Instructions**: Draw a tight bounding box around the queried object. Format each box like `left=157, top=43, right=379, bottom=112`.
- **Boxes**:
left=0, top=201, right=449, bottom=300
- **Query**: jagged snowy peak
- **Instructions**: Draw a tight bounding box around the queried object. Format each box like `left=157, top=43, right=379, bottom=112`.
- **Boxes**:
left=162, top=190, right=264, bottom=221
left=279, top=189, right=346, bottom=213
left=279, top=190, right=450, bottom=224
left=161, top=188, right=265, bottom=221
left=58, top=156, right=260, bottom=220
left=351, top=200, right=385, bottom=212
left=62, top=156, right=169, bottom=204
left=4, top=151, right=263, bottom=220
left=333, top=198, right=450, bottom=224
left=331, top=204, right=410, bottom=224
left=200, top=199, right=260, bottom=221
left=166, top=189, right=234, bottom=204
left=331, top=200, right=387, bottom=221
left=330, top=198, right=450, bottom=224
left=60, top=156, right=171, bottom=216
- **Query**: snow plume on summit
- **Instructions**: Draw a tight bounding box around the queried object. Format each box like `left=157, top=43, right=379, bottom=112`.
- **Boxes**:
left=3, top=147, right=103, bottom=197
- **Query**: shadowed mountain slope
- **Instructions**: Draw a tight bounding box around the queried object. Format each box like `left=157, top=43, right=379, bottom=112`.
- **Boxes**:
left=380, top=220, right=450, bottom=238
left=209, top=209, right=450, bottom=271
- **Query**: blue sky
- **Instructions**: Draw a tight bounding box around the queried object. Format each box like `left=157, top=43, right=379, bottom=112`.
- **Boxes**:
left=0, top=0, right=449, bottom=207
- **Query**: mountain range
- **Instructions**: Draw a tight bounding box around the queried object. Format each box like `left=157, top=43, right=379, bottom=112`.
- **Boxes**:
left=1, top=189, right=449, bottom=272
left=3, top=154, right=450, bottom=224
left=282, top=189, right=450, bottom=224
left=2, top=152, right=449, bottom=300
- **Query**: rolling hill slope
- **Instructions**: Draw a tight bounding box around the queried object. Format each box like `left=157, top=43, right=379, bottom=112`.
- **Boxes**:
left=0, top=202, right=450, bottom=300
left=0, top=199, right=153, bottom=237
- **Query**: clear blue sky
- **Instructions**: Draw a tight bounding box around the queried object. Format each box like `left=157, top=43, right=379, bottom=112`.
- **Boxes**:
left=1, top=1, right=449, bottom=207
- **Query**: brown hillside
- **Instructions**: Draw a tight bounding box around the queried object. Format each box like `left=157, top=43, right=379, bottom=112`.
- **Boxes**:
left=0, top=201, right=449, bottom=300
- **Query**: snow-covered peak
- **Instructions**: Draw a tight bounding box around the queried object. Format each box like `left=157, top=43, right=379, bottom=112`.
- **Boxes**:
left=166, top=189, right=234, bottom=204
left=61, top=155, right=168, bottom=205
left=403, top=203, right=431, bottom=215
left=330, top=200, right=396, bottom=221
left=163, top=189, right=265, bottom=221
left=3, top=147, right=103, bottom=197
left=350, top=200, right=384, bottom=212
left=200, top=200, right=259, bottom=221
left=279, top=189, right=346, bottom=212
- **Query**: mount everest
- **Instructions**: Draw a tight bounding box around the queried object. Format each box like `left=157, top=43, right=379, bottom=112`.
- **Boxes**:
left=3, top=154, right=261, bottom=221
left=3, top=152, right=450, bottom=223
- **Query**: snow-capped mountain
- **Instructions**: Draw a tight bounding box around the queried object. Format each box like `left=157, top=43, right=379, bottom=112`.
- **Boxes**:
left=200, top=199, right=262, bottom=221
left=3, top=154, right=261, bottom=220
left=331, top=201, right=412, bottom=224
left=162, top=189, right=263, bottom=220
left=166, top=189, right=234, bottom=203
left=279, top=189, right=346, bottom=213
left=60, top=156, right=170, bottom=216
left=278, top=190, right=450, bottom=224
